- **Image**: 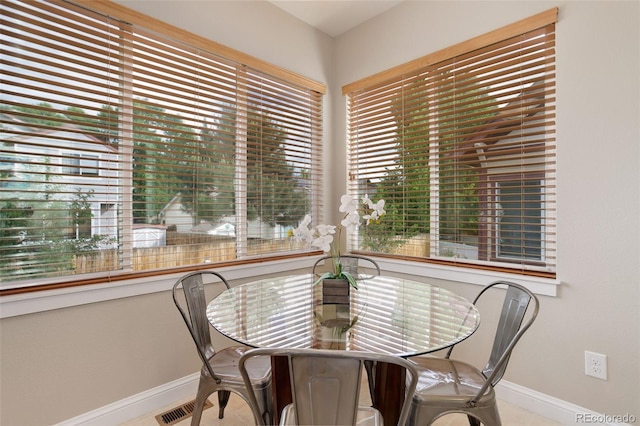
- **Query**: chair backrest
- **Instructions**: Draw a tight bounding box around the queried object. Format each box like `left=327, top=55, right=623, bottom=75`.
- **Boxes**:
left=455, top=280, right=538, bottom=402
left=172, top=270, right=231, bottom=381
left=240, top=348, right=418, bottom=426
left=312, top=254, right=381, bottom=279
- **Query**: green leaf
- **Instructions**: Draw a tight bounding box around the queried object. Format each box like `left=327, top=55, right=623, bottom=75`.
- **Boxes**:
left=341, top=271, right=358, bottom=290
left=313, top=271, right=335, bottom=285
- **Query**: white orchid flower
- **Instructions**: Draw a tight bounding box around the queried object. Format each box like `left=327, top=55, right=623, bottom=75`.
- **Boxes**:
left=292, top=214, right=314, bottom=242
left=364, top=199, right=386, bottom=224
left=339, top=194, right=358, bottom=214
left=362, top=194, right=373, bottom=209
left=289, top=194, right=386, bottom=266
left=316, top=224, right=336, bottom=237
left=312, top=234, right=334, bottom=252
left=301, top=228, right=316, bottom=243
left=341, top=211, right=361, bottom=233
left=373, top=199, right=386, bottom=214
left=300, top=214, right=312, bottom=227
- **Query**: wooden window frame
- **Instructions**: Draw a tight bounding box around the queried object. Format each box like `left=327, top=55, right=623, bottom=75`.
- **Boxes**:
left=0, top=0, right=325, bottom=294
left=344, top=8, right=557, bottom=278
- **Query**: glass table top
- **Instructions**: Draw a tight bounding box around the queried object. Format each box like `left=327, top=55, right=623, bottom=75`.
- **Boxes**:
left=206, top=274, right=480, bottom=357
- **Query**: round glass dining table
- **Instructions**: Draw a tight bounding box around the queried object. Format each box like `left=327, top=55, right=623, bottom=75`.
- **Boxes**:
left=206, top=273, right=480, bottom=357
left=206, top=273, right=480, bottom=425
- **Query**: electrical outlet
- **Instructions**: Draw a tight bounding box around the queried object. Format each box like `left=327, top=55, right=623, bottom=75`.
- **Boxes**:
left=584, top=351, right=607, bottom=380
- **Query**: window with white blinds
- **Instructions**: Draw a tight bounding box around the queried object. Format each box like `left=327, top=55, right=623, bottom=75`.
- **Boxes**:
left=0, top=0, right=324, bottom=291
left=344, top=9, right=557, bottom=277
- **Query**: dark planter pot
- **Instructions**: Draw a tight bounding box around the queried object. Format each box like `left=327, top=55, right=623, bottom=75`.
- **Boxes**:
left=321, top=278, right=350, bottom=305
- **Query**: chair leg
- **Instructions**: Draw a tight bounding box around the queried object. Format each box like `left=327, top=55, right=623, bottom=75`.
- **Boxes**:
left=191, top=377, right=216, bottom=426
left=258, top=386, right=273, bottom=426
left=467, top=414, right=482, bottom=426
left=364, top=360, right=376, bottom=403
left=468, top=404, right=502, bottom=426
left=218, top=390, right=231, bottom=419
left=243, top=389, right=270, bottom=426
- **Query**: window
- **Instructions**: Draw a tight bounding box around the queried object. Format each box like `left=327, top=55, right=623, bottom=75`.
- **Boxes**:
left=62, top=154, right=99, bottom=176
left=0, top=0, right=324, bottom=291
left=491, top=174, right=545, bottom=263
left=344, top=9, right=557, bottom=276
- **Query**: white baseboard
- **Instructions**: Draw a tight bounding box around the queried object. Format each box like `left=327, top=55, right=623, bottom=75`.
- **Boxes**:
left=55, top=373, right=200, bottom=426
left=496, top=380, right=634, bottom=425
left=58, top=375, right=630, bottom=426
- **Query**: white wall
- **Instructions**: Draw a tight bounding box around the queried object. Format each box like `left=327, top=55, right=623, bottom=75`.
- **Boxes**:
left=332, top=0, right=640, bottom=418
left=1, top=1, right=638, bottom=424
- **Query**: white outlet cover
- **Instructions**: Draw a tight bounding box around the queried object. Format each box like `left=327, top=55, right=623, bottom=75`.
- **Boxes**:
left=585, top=351, right=608, bottom=380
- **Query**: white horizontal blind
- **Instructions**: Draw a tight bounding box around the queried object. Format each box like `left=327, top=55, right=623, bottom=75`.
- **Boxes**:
left=0, top=0, right=323, bottom=289
left=1, top=0, right=125, bottom=284
left=345, top=10, right=556, bottom=276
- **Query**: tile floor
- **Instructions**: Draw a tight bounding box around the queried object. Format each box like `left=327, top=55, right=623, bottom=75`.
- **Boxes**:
left=123, top=389, right=562, bottom=426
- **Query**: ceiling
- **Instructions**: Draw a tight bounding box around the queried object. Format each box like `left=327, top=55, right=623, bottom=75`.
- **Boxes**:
left=267, top=1, right=403, bottom=37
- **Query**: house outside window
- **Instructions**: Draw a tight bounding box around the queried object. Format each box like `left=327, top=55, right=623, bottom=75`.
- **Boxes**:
left=344, top=9, right=557, bottom=277
left=0, top=0, right=324, bottom=290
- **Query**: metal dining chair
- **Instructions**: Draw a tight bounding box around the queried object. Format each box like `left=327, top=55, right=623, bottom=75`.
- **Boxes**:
left=407, top=281, right=539, bottom=426
left=172, top=271, right=273, bottom=425
left=240, top=347, right=419, bottom=426
left=312, top=254, right=381, bottom=280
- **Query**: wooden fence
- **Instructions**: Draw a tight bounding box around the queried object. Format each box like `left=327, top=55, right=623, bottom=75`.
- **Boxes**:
left=73, top=238, right=303, bottom=274
left=73, top=234, right=431, bottom=274
left=389, top=234, right=430, bottom=257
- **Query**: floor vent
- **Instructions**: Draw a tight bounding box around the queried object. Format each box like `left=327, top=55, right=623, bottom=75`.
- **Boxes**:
left=155, top=399, right=212, bottom=426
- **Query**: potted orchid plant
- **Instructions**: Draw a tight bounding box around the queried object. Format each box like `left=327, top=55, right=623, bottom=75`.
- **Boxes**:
left=292, top=194, right=386, bottom=289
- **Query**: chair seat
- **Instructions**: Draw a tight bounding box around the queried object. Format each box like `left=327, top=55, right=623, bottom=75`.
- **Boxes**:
left=410, top=356, right=495, bottom=406
left=205, top=345, right=271, bottom=385
left=280, top=404, right=382, bottom=426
